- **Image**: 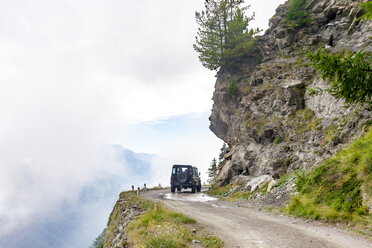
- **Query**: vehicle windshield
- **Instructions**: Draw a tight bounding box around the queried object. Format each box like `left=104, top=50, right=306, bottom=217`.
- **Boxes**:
left=172, top=166, right=192, bottom=174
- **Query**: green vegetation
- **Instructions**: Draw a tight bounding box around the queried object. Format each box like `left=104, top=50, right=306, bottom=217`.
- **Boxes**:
left=286, top=128, right=372, bottom=226
left=246, top=115, right=269, bottom=135
left=307, top=49, right=372, bottom=107
left=359, top=2, right=372, bottom=20
left=320, top=124, right=339, bottom=147
left=208, top=158, right=218, bottom=184
left=103, top=192, right=154, bottom=247
left=208, top=184, right=237, bottom=198
left=208, top=183, right=269, bottom=201
left=284, top=0, right=311, bottom=29
left=207, top=143, right=228, bottom=183
left=126, top=204, right=222, bottom=248
left=208, top=184, right=252, bottom=201
left=284, top=156, right=292, bottom=167
left=286, top=108, right=322, bottom=136
left=272, top=172, right=296, bottom=189
left=194, top=0, right=259, bottom=70
left=104, top=191, right=222, bottom=248
left=90, top=228, right=106, bottom=248
left=273, top=136, right=284, bottom=145
left=227, top=79, right=239, bottom=94
left=218, top=143, right=228, bottom=169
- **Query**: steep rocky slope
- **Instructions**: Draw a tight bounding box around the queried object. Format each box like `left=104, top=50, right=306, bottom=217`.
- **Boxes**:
left=210, top=0, right=371, bottom=186
left=103, top=192, right=146, bottom=248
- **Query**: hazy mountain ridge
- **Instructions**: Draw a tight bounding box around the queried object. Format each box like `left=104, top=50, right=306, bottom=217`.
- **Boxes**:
left=0, top=146, right=155, bottom=248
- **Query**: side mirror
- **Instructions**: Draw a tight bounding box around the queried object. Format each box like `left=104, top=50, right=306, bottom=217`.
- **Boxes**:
left=199, top=172, right=201, bottom=176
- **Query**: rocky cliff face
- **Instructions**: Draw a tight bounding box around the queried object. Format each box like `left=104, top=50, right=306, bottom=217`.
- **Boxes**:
left=103, top=193, right=146, bottom=248
left=210, top=0, right=372, bottom=186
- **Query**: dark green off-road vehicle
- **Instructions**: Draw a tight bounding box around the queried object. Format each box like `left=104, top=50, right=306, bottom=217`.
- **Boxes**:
left=170, top=164, right=201, bottom=193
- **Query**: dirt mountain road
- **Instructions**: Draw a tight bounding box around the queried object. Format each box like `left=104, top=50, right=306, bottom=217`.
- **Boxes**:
left=143, top=189, right=372, bottom=248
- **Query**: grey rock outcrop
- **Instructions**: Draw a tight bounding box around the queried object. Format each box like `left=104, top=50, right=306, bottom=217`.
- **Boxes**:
left=210, top=0, right=372, bottom=186
left=103, top=194, right=146, bottom=248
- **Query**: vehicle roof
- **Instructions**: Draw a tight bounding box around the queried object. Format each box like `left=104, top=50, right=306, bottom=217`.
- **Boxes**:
left=172, top=164, right=193, bottom=168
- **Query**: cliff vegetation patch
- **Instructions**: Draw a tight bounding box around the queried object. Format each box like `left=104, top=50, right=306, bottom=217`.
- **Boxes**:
left=227, top=79, right=239, bottom=95
left=359, top=2, right=372, bottom=20
left=284, top=0, right=312, bottom=29
left=286, top=127, right=372, bottom=230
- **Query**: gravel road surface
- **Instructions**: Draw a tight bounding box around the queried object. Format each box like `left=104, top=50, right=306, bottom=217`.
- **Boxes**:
left=143, top=188, right=372, bottom=248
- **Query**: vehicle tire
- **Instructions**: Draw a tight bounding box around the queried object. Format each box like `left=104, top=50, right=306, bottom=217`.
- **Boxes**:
left=191, top=185, right=196, bottom=193
left=171, top=185, right=175, bottom=193
left=177, top=172, right=188, bottom=183
left=177, top=187, right=181, bottom=192
left=197, top=185, right=201, bottom=192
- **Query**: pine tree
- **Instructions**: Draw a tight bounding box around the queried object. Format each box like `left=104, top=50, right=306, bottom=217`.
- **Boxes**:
left=307, top=49, right=372, bottom=107
left=306, top=4, right=372, bottom=107
left=218, top=143, right=227, bottom=170
left=208, top=158, right=218, bottom=183
left=193, top=0, right=258, bottom=70
left=90, top=228, right=106, bottom=248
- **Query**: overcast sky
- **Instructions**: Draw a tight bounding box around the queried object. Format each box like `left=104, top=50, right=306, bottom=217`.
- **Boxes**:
left=0, top=0, right=286, bottom=244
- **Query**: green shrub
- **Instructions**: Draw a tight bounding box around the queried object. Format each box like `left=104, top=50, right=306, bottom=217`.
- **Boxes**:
left=273, top=136, right=284, bottom=145
left=285, top=0, right=312, bottom=28
left=227, top=79, right=239, bottom=95
left=284, top=157, right=292, bottom=167
left=359, top=2, right=372, bottom=20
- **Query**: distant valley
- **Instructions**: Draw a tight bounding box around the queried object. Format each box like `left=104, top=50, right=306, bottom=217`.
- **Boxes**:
left=0, top=146, right=155, bottom=248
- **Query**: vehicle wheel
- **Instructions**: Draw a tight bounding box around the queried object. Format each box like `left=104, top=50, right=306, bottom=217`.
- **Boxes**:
left=197, top=185, right=201, bottom=192
left=177, top=187, right=181, bottom=192
left=191, top=185, right=196, bottom=193
left=171, top=185, right=175, bottom=193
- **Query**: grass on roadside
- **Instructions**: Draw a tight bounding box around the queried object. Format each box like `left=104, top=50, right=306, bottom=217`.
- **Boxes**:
left=285, top=128, right=372, bottom=232
left=125, top=198, right=223, bottom=248
left=208, top=184, right=252, bottom=201
left=207, top=183, right=271, bottom=202
left=208, top=184, right=237, bottom=198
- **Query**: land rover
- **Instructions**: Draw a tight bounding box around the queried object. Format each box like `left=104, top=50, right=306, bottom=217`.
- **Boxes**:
left=170, top=164, right=201, bottom=193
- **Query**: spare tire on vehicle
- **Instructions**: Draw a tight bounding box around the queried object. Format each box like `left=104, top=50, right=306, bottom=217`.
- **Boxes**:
left=177, top=172, right=188, bottom=183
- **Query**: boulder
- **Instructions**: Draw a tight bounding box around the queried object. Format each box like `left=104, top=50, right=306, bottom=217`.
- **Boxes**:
left=245, top=175, right=273, bottom=193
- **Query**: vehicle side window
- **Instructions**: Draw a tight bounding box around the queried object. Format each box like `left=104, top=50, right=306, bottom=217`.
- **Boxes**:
left=172, top=168, right=176, bottom=174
